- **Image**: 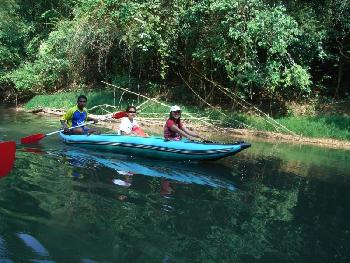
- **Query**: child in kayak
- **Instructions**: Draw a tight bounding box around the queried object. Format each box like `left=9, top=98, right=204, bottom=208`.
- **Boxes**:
left=119, top=105, right=147, bottom=136
left=60, top=95, right=99, bottom=135
left=163, top=105, right=203, bottom=141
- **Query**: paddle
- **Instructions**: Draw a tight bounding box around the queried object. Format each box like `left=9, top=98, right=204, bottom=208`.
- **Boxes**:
left=0, top=141, right=16, bottom=178
left=20, top=121, right=94, bottom=144
left=112, top=111, right=128, bottom=119
left=20, top=110, right=141, bottom=144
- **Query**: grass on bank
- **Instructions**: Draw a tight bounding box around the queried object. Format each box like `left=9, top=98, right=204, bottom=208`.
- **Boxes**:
left=24, top=89, right=200, bottom=117
left=24, top=91, right=350, bottom=141
left=245, top=115, right=350, bottom=141
left=24, top=90, right=134, bottom=111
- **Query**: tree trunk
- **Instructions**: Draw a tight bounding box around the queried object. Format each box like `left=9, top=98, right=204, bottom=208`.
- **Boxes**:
left=335, top=58, right=343, bottom=99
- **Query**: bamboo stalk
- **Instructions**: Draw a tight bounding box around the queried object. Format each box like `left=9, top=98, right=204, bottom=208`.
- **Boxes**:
left=178, top=72, right=227, bottom=117
left=135, top=99, right=151, bottom=112
left=190, top=63, right=298, bottom=136
left=88, top=104, right=119, bottom=111
left=178, top=71, right=252, bottom=129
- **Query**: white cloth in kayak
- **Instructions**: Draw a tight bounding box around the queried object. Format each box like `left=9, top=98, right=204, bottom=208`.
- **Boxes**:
left=118, top=117, right=139, bottom=134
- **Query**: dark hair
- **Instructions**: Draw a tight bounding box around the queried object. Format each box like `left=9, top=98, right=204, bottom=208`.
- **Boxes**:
left=169, top=113, right=181, bottom=124
left=125, top=105, right=136, bottom=112
left=77, top=95, right=87, bottom=102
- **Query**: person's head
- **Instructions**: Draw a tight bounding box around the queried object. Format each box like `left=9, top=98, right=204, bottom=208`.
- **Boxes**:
left=77, top=95, right=87, bottom=109
left=169, top=105, right=181, bottom=121
left=125, top=105, right=137, bottom=120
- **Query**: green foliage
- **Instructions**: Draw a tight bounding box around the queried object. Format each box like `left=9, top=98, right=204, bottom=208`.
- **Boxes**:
left=1, top=0, right=350, bottom=106
left=0, top=0, right=76, bottom=98
left=283, top=0, right=350, bottom=97
left=8, top=24, right=71, bottom=92
left=181, top=1, right=311, bottom=97
left=0, top=1, right=27, bottom=74
left=9, top=57, right=69, bottom=92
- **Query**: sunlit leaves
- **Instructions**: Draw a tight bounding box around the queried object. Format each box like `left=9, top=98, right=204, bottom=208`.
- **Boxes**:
left=182, top=0, right=309, bottom=97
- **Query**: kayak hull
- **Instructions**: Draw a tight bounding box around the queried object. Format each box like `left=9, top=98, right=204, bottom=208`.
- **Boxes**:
left=59, top=133, right=250, bottom=161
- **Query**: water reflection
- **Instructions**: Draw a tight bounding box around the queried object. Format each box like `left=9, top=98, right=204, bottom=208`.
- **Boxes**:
left=1, top=106, right=350, bottom=262
left=160, top=180, right=174, bottom=196
left=60, top=148, right=237, bottom=192
left=0, top=145, right=349, bottom=262
left=0, top=235, right=10, bottom=262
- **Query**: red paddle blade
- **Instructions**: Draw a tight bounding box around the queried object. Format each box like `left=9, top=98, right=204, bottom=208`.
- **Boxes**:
left=20, top=133, right=46, bottom=144
left=0, top=141, right=16, bottom=178
left=112, top=111, right=127, bottom=119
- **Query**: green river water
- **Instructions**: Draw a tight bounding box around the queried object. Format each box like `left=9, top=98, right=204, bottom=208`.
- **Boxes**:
left=0, top=106, right=349, bottom=262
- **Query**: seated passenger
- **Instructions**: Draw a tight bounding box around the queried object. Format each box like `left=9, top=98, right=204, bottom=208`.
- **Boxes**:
left=163, top=105, right=203, bottom=141
left=119, top=105, right=147, bottom=136
left=60, top=95, right=99, bottom=135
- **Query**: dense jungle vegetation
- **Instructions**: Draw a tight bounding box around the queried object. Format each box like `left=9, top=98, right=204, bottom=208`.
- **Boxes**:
left=0, top=0, right=349, bottom=113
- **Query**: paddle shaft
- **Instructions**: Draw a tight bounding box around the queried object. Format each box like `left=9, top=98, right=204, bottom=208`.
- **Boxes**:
left=21, top=121, right=96, bottom=144
left=21, top=113, right=126, bottom=144
left=47, top=121, right=95, bottom=136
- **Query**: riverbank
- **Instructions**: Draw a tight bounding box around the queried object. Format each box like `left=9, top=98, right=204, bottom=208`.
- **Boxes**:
left=23, top=107, right=350, bottom=150
left=22, top=91, right=350, bottom=141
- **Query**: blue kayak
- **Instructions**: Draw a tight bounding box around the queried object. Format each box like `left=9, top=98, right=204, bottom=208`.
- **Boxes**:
left=59, top=133, right=251, bottom=160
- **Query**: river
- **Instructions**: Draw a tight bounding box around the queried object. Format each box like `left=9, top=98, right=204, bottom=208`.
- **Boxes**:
left=0, top=106, right=349, bottom=262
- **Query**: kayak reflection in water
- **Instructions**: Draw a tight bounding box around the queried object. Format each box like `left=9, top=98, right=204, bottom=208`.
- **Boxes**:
left=112, top=170, right=134, bottom=202
left=112, top=170, right=133, bottom=187
left=164, top=105, right=203, bottom=141
left=60, top=95, right=100, bottom=135
left=118, top=105, right=148, bottom=137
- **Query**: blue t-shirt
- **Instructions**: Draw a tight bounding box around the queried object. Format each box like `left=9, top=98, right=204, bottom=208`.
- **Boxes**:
left=61, top=105, right=88, bottom=127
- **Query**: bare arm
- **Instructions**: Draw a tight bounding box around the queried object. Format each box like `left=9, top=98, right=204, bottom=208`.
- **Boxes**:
left=181, top=126, right=203, bottom=139
left=87, top=116, right=98, bottom=123
left=169, top=125, right=197, bottom=140
left=60, top=120, right=68, bottom=128
left=60, top=120, right=69, bottom=133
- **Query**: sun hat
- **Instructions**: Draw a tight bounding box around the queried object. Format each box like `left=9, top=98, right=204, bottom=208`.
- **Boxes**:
left=170, top=105, right=181, bottom=112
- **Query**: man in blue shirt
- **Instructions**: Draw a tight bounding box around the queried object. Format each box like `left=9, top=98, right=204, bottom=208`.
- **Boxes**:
left=60, top=95, right=100, bottom=135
